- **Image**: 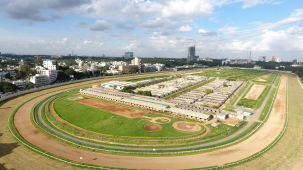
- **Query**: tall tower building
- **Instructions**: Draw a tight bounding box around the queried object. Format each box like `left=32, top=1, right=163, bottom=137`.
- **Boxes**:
left=124, top=52, right=134, bottom=59
left=187, top=46, right=196, bottom=63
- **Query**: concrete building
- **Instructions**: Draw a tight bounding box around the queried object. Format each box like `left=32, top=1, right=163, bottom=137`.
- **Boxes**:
left=131, top=57, right=142, bottom=72
left=271, top=56, right=280, bottom=62
left=12, top=80, right=27, bottom=89
left=30, top=74, right=49, bottom=87
left=80, top=87, right=212, bottom=121
left=187, top=46, right=198, bottom=63
left=38, top=69, right=58, bottom=83
left=124, top=52, right=134, bottom=59
left=43, top=59, right=57, bottom=70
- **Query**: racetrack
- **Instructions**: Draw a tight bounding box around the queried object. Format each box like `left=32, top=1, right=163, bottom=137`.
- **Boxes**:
left=8, top=75, right=287, bottom=169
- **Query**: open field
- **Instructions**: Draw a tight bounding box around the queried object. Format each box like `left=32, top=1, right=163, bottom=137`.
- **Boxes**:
left=54, top=92, right=205, bottom=138
left=237, top=85, right=271, bottom=109
left=245, top=84, right=266, bottom=100
left=194, top=68, right=269, bottom=81
left=78, top=99, right=146, bottom=118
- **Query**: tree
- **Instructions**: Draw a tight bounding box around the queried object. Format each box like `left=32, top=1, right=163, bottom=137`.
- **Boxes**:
left=25, top=82, right=34, bottom=90
left=57, top=70, right=70, bottom=82
left=205, top=89, right=213, bottom=94
left=0, top=82, right=18, bottom=93
left=136, top=90, right=152, bottom=96
left=4, top=73, right=11, bottom=80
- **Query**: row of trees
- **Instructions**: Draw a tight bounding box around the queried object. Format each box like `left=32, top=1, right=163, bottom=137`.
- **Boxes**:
left=0, top=82, right=18, bottom=93
left=120, top=86, right=152, bottom=96
left=0, top=82, right=35, bottom=94
left=57, top=66, right=96, bottom=82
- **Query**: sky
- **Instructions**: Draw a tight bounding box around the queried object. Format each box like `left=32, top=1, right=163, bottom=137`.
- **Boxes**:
left=0, top=0, right=302, bottom=61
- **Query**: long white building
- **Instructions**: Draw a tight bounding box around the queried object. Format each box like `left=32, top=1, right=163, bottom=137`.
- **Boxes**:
left=30, top=74, right=49, bottom=87
left=80, top=87, right=212, bottom=121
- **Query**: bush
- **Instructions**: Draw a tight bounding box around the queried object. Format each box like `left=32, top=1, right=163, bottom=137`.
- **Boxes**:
left=237, top=98, right=256, bottom=108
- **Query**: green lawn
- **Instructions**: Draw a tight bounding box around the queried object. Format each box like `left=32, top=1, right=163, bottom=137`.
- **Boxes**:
left=237, top=85, right=271, bottom=109
left=53, top=93, right=205, bottom=138
left=194, top=68, right=268, bottom=81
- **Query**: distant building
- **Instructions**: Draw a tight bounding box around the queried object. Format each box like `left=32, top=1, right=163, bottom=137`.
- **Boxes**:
left=187, top=46, right=199, bottom=63
left=12, top=80, right=27, bottom=89
left=271, top=56, right=280, bottom=62
left=38, top=70, right=58, bottom=83
left=253, top=65, right=262, bottom=69
left=154, top=63, right=165, bottom=71
left=43, top=59, right=57, bottom=70
left=197, top=57, right=214, bottom=62
left=131, top=57, right=142, bottom=72
left=19, top=59, right=28, bottom=66
left=30, top=74, right=49, bottom=87
left=124, top=52, right=134, bottom=59
left=222, top=59, right=253, bottom=65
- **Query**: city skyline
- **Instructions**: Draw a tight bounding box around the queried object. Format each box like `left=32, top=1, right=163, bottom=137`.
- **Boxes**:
left=0, top=0, right=302, bottom=60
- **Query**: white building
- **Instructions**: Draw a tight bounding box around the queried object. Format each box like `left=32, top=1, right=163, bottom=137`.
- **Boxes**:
left=131, top=57, right=142, bottom=66
left=154, top=63, right=165, bottom=71
left=30, top=74, right=49, bottom=87
left=12, top=80, right=27, bottom=89
left=43, top=59, right=57, bottom=70
left=38, top=70, right=58, bottom=83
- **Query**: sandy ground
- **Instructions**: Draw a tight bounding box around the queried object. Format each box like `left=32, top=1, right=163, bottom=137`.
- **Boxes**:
left=172, top=121, right=202, bottom=132
left=10, top=75, right=287, bottom=169
left=77, top=99, right=146, bottom=118
left=255, top=74, right=270, bottom=82
left=144, top=124, right=163, bottom=132
left=245, top=84, right=266, bottom=100
left=67, top=96, right=84, bottom=101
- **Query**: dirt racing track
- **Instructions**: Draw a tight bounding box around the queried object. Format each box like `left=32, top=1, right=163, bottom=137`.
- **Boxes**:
left=5, top=75, right=287, bottom=169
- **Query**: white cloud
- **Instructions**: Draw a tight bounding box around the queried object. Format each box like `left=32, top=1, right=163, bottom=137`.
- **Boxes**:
left=83, top=40, right=103, bottom=46
left=161, top=0, right=214, bottom=19
left=90, top=20, right=111, bottom=31
left=179, top=25, right=192, bottom=32
left=239, top=0, right=277, bottom=8
left=260, top=8, right=303, bottom=29
left=218, top=26, right=238, bottom=34
left=198, top=29, right=208, bottom=34
left=122, top=40, right=140, bottom=51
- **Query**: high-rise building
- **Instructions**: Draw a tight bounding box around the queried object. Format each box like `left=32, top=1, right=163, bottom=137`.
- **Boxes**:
left=187, top=46, right=198, bottom=63
left=131, top=57, right=142, bottom=72
left=124, top=52, right=134, bottom=59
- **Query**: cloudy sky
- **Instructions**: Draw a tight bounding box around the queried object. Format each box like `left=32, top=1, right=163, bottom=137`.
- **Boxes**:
left=0, top=0, right=302, bottom=61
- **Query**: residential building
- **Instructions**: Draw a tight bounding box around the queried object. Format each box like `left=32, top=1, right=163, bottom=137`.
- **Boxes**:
left=131, top=57, right=142, bottom=72
left=30, top=74, right=49, bottom=87
left=12, top=80, right=27, bottom=89
left=38, top=70, right=58, bottom=83
left=43, top=59, right=57, bottom=70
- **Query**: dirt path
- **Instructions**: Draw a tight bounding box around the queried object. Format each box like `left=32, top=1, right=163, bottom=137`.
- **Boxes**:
left=77, top=99, right=146, bottom=118
left=11, top=75, right=287, bottom=169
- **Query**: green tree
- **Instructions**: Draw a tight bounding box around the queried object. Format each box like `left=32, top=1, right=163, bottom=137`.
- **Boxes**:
left=0, top=82, right=18, bottom=93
